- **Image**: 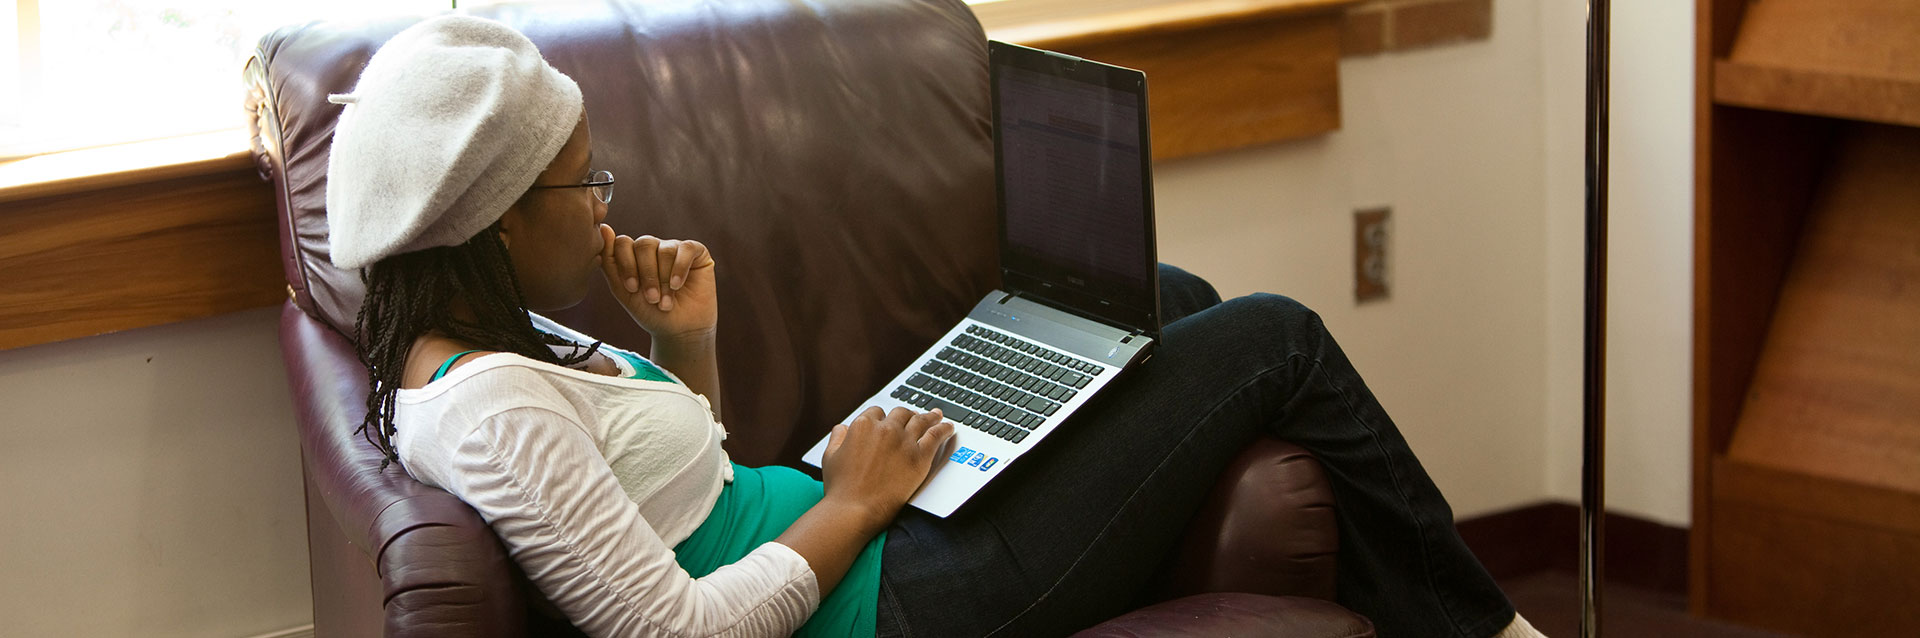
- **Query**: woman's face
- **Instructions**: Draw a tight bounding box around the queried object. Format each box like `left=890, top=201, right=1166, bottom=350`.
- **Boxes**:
left=499, top=116, right=609, bottom=311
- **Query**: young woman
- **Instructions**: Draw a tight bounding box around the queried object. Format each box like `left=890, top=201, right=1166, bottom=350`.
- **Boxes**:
left=328, top=15, right=1544, bottom=638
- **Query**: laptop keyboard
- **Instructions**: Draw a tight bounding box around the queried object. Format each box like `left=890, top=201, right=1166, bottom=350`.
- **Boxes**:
left=890, top=325, right=1104, bottom=444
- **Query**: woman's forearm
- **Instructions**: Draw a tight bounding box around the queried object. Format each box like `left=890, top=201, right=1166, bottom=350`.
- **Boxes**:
left=652, top=331, right=722, bottom=420
left=774, top=497, right=890, bottom=596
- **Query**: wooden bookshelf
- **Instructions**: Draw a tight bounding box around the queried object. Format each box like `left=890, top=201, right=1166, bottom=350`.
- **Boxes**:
left=1693, top=0, right=1920, bottom=634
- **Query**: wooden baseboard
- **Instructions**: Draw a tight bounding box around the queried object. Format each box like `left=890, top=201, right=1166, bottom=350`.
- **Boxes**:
left=1456, top=501, right=1689, bottom=597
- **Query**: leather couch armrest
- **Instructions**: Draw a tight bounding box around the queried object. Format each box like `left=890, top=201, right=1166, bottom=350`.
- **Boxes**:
left=373, top=494, right=530, bottom=637
left=1072, top=593, right=1375, bottom=638
left=281, top=302, right=528, bottom=636
left=1159, top=439, right=1341, bottom=601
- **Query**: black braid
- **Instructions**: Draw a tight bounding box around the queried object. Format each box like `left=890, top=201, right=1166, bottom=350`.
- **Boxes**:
left=353, top=222, right=600, bottom=468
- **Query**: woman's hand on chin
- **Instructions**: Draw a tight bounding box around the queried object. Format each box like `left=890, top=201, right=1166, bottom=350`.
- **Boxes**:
left=599, top=223, right=718, bottom=342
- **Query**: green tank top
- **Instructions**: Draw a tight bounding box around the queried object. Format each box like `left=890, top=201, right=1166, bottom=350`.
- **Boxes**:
left=428, top=347, right=676, bottom=384
left=675, top=464, right=886, bottom=637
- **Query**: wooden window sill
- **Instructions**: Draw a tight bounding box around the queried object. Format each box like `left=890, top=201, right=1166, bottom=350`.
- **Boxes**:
left=980, top=0, right=1495, bottom=160
left=0, top=131, right=282, bottom=351
left=987, top=0, right=1359, bottom=50
left=0, top=130, right=256, bottom=206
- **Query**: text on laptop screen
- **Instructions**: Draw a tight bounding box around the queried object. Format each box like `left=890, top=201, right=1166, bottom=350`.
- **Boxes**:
left=997, top=65, right=1151, bottom=294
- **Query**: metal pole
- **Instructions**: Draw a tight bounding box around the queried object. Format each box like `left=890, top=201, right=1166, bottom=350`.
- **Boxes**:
left=1581, top=0, right=1610, bottom=637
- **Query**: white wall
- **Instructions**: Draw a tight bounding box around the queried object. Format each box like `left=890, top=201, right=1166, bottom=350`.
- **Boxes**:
left=0, top=308, right=310, bottom=637
left=1156, top=0, right=1696, bottom=525
left=1539, top=0, right=1695, bottom=526
left=1154, top=0, right=1549, bottom=519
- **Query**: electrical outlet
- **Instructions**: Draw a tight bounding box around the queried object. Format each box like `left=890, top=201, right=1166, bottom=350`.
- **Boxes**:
left=1355, top=207, right=1389, bottom=302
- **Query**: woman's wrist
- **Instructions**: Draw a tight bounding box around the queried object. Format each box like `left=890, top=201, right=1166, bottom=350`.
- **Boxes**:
left=816, top=493, right=896, bottom=537
left=648, top=327, right=724, bottom=420
left=649, top=326, right=716, bottom=349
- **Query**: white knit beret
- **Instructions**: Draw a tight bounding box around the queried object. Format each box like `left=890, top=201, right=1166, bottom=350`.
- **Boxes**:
left=324, top=14, right=584, bottom=269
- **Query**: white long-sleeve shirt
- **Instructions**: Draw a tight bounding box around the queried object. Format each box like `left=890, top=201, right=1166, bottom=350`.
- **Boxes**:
left=391, top=330, right=820, bottom=637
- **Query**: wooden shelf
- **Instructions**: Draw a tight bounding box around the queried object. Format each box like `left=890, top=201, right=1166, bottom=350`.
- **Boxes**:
left=1714, top=61, right=1920, bottom=127
left=1705, top=456, right=1920, bottom=632
left=1723, top=123, right=1920, bottom=495
left=1713, top=457, right=1920, bottom=539
left=1710, top=0, right=1920, bottom=126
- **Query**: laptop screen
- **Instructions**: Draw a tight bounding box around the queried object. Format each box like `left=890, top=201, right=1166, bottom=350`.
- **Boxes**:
left=991, top=42, right=1160, bottom=336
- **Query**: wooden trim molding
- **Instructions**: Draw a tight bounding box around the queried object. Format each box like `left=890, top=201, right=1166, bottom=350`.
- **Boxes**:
left=993, top=0, right=1361, bottom=160
left=0, top=167, right=282, bottom=350
left=1338, top=0, right=1494, bottom=56
left=988, top=0, right=1358, bottom=50
left=989, top=0, right=1495, bottom=160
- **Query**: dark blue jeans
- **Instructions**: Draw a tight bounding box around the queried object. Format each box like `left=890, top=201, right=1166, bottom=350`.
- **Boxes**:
left=873, top=265, right=1514, bottom=638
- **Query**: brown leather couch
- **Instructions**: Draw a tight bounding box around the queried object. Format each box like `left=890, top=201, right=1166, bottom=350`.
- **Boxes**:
left=245, top=0, right=1375, bottom=635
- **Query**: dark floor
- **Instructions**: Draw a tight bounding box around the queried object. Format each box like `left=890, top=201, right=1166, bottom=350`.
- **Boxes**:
left=1498, top=571, right=1793, bottom=638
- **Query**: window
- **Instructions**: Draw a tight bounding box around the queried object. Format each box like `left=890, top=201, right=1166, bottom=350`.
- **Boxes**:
left=0, top=0, right=1166, bottom=161
left=1, top=0, right=450, bottom=160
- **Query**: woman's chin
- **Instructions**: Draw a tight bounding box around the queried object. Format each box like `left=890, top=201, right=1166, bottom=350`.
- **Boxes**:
left=525, top=287, right=591, bottom=313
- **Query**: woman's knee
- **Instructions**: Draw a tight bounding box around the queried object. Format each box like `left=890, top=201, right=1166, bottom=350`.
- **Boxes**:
left=1223, top=293, right=1321, bottom=328
left=1199, top=293, right=1330, bottom=353
left=1157, top=263, right=1209, bottom=293
left=1156, top=263, right=1223, bottom=321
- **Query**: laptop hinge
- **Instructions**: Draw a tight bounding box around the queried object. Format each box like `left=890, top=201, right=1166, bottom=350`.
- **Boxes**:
left=1000, top=288, right=1148, bottom=339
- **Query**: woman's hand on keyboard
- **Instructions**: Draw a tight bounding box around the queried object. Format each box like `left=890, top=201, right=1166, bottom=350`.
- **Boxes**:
left=778, top=407, right=951, bottom=593
left=820, top=406, right=956, bottom=528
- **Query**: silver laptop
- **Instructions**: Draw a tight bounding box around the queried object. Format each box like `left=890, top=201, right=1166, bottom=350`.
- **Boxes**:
left=803, top=42, right=1162, bottom=518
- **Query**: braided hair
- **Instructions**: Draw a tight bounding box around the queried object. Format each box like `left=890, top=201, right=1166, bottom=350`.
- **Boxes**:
left=353, top=220, right=601, bottom=467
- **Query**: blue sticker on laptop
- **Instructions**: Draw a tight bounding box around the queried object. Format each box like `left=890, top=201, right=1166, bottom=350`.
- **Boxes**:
left=967, top=452, right=986, bottom=467
left=950, top=447, right=976, bottom=464
left=979, top=457, right=999, bottom=471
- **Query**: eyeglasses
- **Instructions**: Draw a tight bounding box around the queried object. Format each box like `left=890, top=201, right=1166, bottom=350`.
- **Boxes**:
left=528, top=169, right=614, bottom=204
